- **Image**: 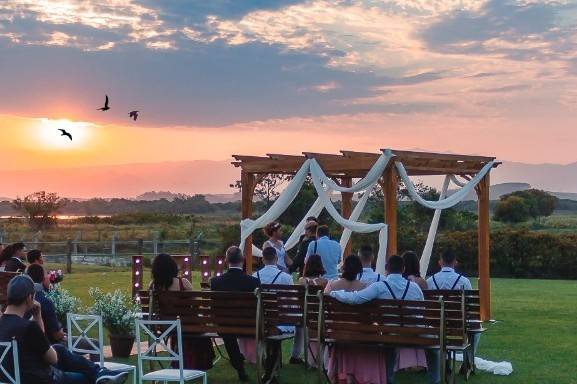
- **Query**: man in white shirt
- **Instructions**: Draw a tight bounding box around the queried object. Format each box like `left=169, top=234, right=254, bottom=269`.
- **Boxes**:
left=357, top=245, right=385, bottom=284
left=253, top=246, right=294, bottom=286
left=330, top=255, right=439, bottom=384
left=427, top=249, right=472, bottom=291
left=306, top=225, right=341, bottom=280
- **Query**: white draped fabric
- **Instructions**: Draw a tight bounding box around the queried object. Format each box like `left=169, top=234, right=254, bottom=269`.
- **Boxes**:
left=419, top=175, right=451, bottom=277
left=338, top=182, right=377, bottom=258
left=395, top=161, right=494, bottom=210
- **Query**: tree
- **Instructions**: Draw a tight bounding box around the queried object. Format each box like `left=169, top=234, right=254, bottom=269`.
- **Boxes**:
left=230, top=174, right=290, bottom=208
left=12, top=191, right=66, bottom=229
left=493, top=195, right=531, bottom=223
left=508, top=189, right=557, bottom=223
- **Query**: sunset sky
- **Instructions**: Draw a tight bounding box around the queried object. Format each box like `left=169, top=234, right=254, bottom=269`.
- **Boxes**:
left=1, top=0, right=577, bottom=174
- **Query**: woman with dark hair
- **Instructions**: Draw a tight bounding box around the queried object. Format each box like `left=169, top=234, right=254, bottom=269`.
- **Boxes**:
left=0, top=242, right=27, bottom=272
left=298, top=254, right=327, bottom=288
left=324, top=255, right=385, bottom=384
left=402, top=251, right=428, bottom=291
left=323, top=255, right=366, bottom=296
left=263, top=221, right=292, bottom=272
left=398, top=251, right=428, bottom=373
left=149, top=253, right=214, bottom=370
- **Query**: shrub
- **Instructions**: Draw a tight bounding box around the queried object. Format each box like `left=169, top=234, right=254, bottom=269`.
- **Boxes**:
left=46, top=288, right=83, bottom=326
left=89, top=288, right=140, bottom=336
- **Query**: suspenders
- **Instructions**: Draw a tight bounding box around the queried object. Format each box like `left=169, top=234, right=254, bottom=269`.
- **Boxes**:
left=313, top=241, right=318, bottom=254
left=433, top=273, right=463, bottom=290
left=377, top=274, right=381, bottom=282
left=257, top=270, right=283, bottom=284
left=383, top=280, right=411, bottom=300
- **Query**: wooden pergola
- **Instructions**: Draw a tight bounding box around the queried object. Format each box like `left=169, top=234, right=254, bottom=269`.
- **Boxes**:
left=233, top=148, right=500, bottom=320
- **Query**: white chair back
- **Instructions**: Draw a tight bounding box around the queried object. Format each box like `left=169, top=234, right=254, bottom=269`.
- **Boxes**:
left=135, top=319, right=184, bottom=382
left=0, top=339, right=20, bottom=384
left=67, top=313, right=105, bottom=366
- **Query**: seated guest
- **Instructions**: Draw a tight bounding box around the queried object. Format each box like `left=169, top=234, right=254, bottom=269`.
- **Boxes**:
left=0, top=242, right=27, bottom=272
left=427, top=249, right=472, bottom=291
left=330, top=255, right=440, bottom=384
left=0, top=275, right=128, bottom=384
left=357, top=245, right=385, bottom=283
left=26, top=264, right=65, bottom=345
left=298, top=254, right=328, bottom=288
left=402, top=251, right=428, bottom=291
left=253, top=247, right=294, bottom=286
left=325, top=254, right=367, bottom=293
left=325, top=255, right=384, bottom=384
left=306, top=225, right=341, bottom=280
left=210, top=246, right=259, bottom=382
left=149, top=253, right=214, bottom=371
left=291, top=219, right=318, bottom=276
left=27, top=249, right=44, bottom=265
left=263, top=221, right=293, bottom=272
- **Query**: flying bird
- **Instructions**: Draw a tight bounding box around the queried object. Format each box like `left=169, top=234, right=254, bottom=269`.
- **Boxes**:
left=58, top=129, right=72, bottom=141
left=97, top=95, right=110, bottom=111
left=129, top=110, right=139, bottom=121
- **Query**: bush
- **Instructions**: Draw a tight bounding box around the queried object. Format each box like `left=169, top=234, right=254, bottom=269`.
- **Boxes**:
left=89, top=288, right=140, bottom=336
left=46, top=288, right=83, bottom=326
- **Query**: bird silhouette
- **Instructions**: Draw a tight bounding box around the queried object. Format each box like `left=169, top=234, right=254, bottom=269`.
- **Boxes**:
left=58, top=129, right=72, bottom=141
left=97, top=95, right=110, bottom=111
left=129, top=110, right=139, bottom=121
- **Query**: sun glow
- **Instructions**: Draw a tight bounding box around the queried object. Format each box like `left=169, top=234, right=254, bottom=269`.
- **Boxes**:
left=35, top=118, right=94, bottom=149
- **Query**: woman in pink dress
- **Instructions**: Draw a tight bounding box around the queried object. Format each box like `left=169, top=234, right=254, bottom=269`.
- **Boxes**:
left=396, top=251, right=428, bottom=372
left=325, top=255, right=388, bottom=384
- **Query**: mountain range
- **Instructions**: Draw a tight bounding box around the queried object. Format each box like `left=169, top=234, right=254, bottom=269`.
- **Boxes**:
left=1, top=159, right=577, bottom=201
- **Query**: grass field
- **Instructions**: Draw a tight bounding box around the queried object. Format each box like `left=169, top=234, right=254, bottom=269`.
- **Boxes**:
left=48, top=264, right=577, bottom=384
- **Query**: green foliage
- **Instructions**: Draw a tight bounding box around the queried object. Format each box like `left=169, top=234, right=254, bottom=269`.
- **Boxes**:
left=46, top=287, right=83, bottom=325
left=12, top=191, right=65, bottom=229
left=89, top=288, right=140, bottom=336
left=494, top=189, right=557, bottom=223
left=493, top=195, right=531, bottom=223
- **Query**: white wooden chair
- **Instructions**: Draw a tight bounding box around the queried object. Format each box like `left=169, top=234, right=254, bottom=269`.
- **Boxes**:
left=67, top=313, right=137, bottom=384
left=135, top=319, right=207, bottom=384
left=0, top=339, right=20, bottom=384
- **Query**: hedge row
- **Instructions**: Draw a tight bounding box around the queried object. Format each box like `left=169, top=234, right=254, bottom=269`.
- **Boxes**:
left=396, top=229, right=577, bottom=279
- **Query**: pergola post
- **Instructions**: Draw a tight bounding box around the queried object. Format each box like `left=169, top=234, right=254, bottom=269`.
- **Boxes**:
left=383, top=166, right=398, bottom=257
left=241, top=171, right=257, bottom=274
left=340, top=177, right=353, bottom=256
left=476, top=173, right=491, bottom=321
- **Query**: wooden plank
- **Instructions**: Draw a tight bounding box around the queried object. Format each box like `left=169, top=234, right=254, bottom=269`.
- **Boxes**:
left=241, top=171, right=256, bottom=274
left=383, top=165, right=398, bottom=257
left=340, top=177, right=353, bottom=256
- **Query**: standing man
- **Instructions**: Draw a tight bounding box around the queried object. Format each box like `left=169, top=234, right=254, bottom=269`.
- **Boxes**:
left=210, top=246, right=260, bottom=382
left=305, top=225, right=341, bottom=280
left=291, top=218, right=318, bottom=276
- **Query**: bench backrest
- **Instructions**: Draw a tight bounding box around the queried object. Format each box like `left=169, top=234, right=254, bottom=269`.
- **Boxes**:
left=157, top=290, right=265, bottom=337
left=321, top=296, right=448, bottom=347
left=261, top=284, right=306, bottom=328
left=0, top=272, right=19, bottom=309
left=424, top=289, right=481, bottom=330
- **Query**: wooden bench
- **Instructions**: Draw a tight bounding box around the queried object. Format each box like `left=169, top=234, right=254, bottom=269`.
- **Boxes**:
left=156, top=289, right=274, bottom=384
left=0, top=271, right=19, bottom=311
left=317, top=295, right=469, bottom=384
left=424, top=289, right=484, bottom=377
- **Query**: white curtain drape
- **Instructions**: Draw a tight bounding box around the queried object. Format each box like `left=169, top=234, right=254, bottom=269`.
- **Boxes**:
left=338, top=182, right=378, bottom=257
left=395, top=161, right=494, bottom=210
left=419, top=175, right=451, bottom=277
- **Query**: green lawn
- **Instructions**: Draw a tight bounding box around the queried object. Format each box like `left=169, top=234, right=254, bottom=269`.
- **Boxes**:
left=53, top=265, right=577, bottom=383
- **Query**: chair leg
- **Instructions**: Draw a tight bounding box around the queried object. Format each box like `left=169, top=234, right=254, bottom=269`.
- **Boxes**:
left=132, top=367, right=137, bottom=384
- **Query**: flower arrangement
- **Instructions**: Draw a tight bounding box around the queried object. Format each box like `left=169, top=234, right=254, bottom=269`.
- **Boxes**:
left=48, top=270, right=64, bottom=286
left=46, top=287, right=83, bottom=325
left=89, top=288, right=140, bottom=336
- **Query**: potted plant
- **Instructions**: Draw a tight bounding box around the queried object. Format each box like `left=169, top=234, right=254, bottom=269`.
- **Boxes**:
left=46, top=287, right=83, bottom=327
left=89, top=288, right=140, bottom=358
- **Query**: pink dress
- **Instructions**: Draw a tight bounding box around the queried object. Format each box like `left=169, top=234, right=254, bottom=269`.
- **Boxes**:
left=325, top=280, right=388, bottom=384
left=396, top=348, right=428, bottom=371
left=238, top=338, right=258, bottom=364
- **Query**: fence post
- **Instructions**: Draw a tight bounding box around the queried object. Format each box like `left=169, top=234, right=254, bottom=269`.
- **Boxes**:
left=0, top=228, right=4, bottom=243
left=137, top=239, right=144, bottom=255
left=66, top=239, right=73, bottom=273
left=111, top=231, right=118, bottom=258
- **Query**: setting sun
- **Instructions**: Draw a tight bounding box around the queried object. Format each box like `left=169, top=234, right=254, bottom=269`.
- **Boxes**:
left=35, top=118, right=94, bottom=149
